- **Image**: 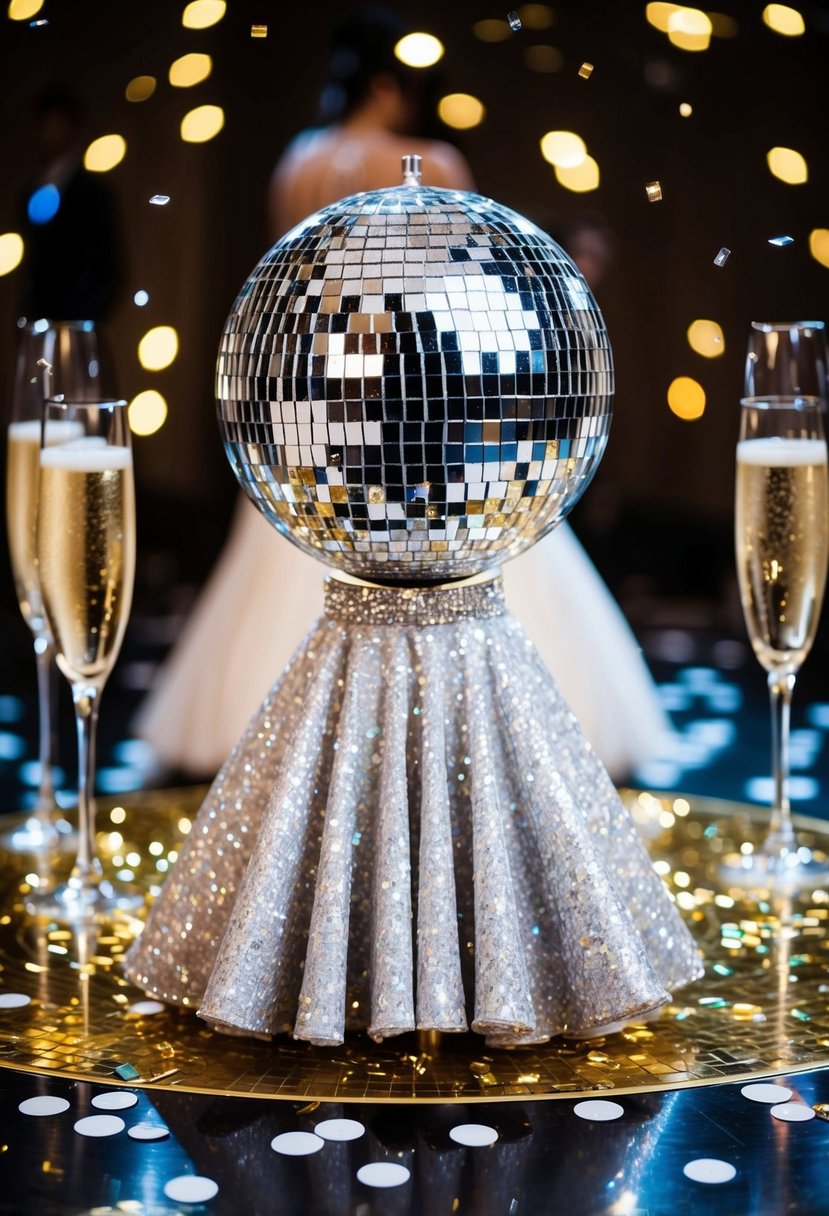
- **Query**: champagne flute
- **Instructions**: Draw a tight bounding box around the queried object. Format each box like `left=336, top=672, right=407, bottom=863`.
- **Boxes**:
left=733, top=321, right=829, bottom=887
left=4, top=320, right=104, bottom=855
left=29, top=396, right=141, bottom=919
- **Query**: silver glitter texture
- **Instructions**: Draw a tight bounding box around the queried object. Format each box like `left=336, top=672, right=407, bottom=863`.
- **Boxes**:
left=125, top=575, right=703, bottom=1046
left=216, top=179, right=613, bottom=583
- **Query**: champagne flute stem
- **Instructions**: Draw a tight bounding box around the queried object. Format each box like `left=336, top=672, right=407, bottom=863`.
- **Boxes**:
left=33, top=635, right=57, bottom=815
left=767, top=670, right=797, bottom=855
left=70, top=688, right=102, bottom=886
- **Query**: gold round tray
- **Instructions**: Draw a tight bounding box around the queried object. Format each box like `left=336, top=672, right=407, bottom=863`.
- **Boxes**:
left=1, top=787, right=829, bottom=1103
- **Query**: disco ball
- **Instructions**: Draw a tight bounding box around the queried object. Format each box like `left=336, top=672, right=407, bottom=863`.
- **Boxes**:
left=217, top=163, right=614, bottom=583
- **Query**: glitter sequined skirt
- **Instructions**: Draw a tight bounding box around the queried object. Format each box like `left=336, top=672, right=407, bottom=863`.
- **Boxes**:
left=125, top=574, right=702, bottom=1046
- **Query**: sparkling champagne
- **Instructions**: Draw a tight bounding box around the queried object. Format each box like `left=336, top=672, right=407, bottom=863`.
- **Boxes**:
left=37, top=441, right=135, bottom=687
left=736, top=436, right=829, bottom=672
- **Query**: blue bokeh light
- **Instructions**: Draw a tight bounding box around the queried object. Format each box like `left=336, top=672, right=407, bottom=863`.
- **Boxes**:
left=27, top=183, right=61, bottom=225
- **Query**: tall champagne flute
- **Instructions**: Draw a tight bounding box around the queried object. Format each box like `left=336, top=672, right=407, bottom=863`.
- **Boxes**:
left=4, top=320, right=104, bottom=854
left=734, top=321, right=829, bottom=887
left=30, top=397, right=141, bottom=919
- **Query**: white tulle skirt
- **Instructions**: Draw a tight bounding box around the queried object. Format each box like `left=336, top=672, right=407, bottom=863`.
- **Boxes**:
left=134, top=499, right=668, bottom=781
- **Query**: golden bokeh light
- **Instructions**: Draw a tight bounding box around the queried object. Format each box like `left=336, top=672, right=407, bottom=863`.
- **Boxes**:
left=687, top=319, right=725, bottom=358
left=667, top=7, right=712, bottom=51
left=125, top=76, right=157, bottom=103
left=767, top=146, right=808, bottom=184
left=181, top=0, right=225, bottom=30
left=554, top=156, right=600, bottom=193
left=394, top=32, right=444, bottom=67
left=438, top=93, right=486, bottom=130
left=169, top=52, right=213, bottom=88
left=540, top=130, right=587, bottom=169
left=679, top=101, right=693, bottom=117
left=645, top=3, right=682, bottom=32
left=762, top=4, right=805, bottom=35
left=128, top=390, right=168, bottom=437
left=180, top=104, right=225, bottom=143
left=137, top=326, right=179, bottom=372
left=517, top=3, right=555, bottom=28
left=0, top=232, right=24, bottom=276
left=668, top=376, right=706, bottom=420
left=472, top=18, right=511, bottom=41
left=808, top=229, right=829, bottom=270
left=83, top=135, right=127, bottom=173
left=524, top=44, right=563, bottom=72
left=8, top=0, right=43, bottom=17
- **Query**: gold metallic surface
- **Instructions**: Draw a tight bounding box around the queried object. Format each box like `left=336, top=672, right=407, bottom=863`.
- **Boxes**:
left=1, top=787, right=829, bottom=1103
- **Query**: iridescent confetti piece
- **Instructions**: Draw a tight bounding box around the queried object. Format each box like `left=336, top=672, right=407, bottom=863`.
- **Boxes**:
left=768, top=234, right=794, bottom=246
left=683, top=1159, right=736, bottom=1184
left=507, top=10, right=521, bottom=31
left=812, top=1104, right=829, bottom=1121
left=356, top=1163, right=411, bottom=1189
left=147, top=1068, right=179, bottom=1083
left=771, top=1102, right=815, bottom=1122
left=449, top=1123, right=499, bottom=1146
left=149, top=195, right=170, bottom=206
left=29, top=19, right=48, bottom=26
left=74, top=1115, right=125, bottom=1138
left=573, top=1099, right=624, bottom=1121
left=314, top=1118, right=365, bottom=1142
left=36, top=358, right=52, bottom=373
left=115, top=1063, right=140, bottom=1081
left=92, top=1091, right=138, bottom=1111
left=714, top=247, right=730, bottom=266
left=741, top=1082, right=793, bottom=1103
left=19, top=1096, right=70, bottom=1116
left=645, top=181, right=663, bottom=202
left=128, top=1122, right=170, bottom=1141
left=578, top=63, right=594, bottom=79
left=251, top=24, right=268, bottom=37
left=0, top=993, right=31, bottom=1008
left=164, top=1177, right=219, bottom=1204
left=271, top=1131, right=325, bottom=1156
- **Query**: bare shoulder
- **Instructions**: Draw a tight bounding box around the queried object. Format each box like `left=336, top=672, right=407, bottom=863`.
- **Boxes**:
left=400, top=137, right=475, bottom=191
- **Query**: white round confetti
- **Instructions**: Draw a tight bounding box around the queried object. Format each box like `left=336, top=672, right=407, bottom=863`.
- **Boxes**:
left=19, top=1096, right=70, bottom=1117
left=74, top=1114, right=125, bottom=1138
left=683, top=1158, right=737, bottom=1184
left=741, top=1083, right=793, bottom=1104
left=315, top=1117, right=365, bottom=1142
left=771, top=1102, right=815, bottom=1123
left=128, top=1122, right=170, bottom=1141
left=449, top=1123, right=499, bottom=1147
left=270, top=1131, right=325, bottom=1156
left=91, top=1090, right=139, bottom=1111
left=127, top=1000, right=165, bottom=1016
left=573, top=1099, right=624, bottom=1122
left=163, top=1176, right=219, bottom=1204
left=356, top=1162, right=411, bottom=1188
left=0, top=993, right=31, bottom=1009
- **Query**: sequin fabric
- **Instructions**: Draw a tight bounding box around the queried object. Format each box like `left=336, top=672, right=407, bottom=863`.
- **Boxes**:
left=216, top=181, right=613, bottom=582
left=125, top=575, right=702, bottom=1046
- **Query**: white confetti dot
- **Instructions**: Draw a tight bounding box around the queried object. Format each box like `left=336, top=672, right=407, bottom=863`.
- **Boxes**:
left=356, top=1162, right=411, bottom=1188
left=19, top=1096, right=70, bottom=1117
left=683, top=1158, right=736, bottom=1184
left=0, top=993, right=31, bottom=1009
left=771, top=1102, right=815, bottom=1123
left=315, top=1118, right=365, bottom=1142
left=149, top=194, right=171, bottom=206
left=92, top=1091, right=139, bottom=1111
left=74, top=1114, right=126, bottom=1138
left=128, top=1122, right=170, bottom=1140
left=164, top=1176, right=219, bottom=1204
left=270, top=1131, right=325, bottom=1156
left=573, top=1099, right=624, bottom=1121
left=449, top=1123, right=499, bottom=1147
left=741, top=1083, right=792, bottom=1104
left=127, top=1000, right=165, bottom=1016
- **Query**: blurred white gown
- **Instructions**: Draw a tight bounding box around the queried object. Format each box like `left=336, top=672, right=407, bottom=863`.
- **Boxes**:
left=135, top=498, right=668, bottom=782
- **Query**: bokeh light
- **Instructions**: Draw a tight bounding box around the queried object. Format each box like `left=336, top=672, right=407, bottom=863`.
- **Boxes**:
left=517, top=3, right=555, bottom=28
left=138, top=326, right=179, bottom=371
left=540, top=130, right=587, bottom=168
left=180, top=104, right=225, bottom=143
left=524, top=44, right=563, bottom=71
left=472, top=18, right=511, bottom=41
left=83, top=135, right=127, bottom=173
left=762, top=4, right=805, bottom=36
left=181, top=0, right=225, bottom=30
left=809, top=230, right=829, bottom=270
left=129, top=390, right=168, bottom=437
left=645, top=3, right=682, bottom=32
left=438, top=93, right=486, bottom=130
left=394, top=32, right=444, bottom=67
left=687, top=319, right=725, bottom=358
left=0, top=232, right=24, bottom=276
left=169, top=52, right=212, bottom=88
left=668, top=376, right=706, bottom=420
left=679, top=101, right=693, bottom=116
left=7, top=0, right=43, bottom=19
left=667, top=7, right=712, bottom=51
left=133, top=290, right=149, bottom=307
left=554, top=156, right=600, bottom=193
left=766, top=146, right=808, bottom=184
left=27, top=183, right=60, bottom=224
left=125, top=75, right=156, bottom=103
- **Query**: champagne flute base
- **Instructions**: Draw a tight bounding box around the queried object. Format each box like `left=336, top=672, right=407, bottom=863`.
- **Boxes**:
left=0, top=813, right=74, bottom=855
left=25, top=873, right=145, bottom=923
left=719, top=843, right=829, bottom=894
